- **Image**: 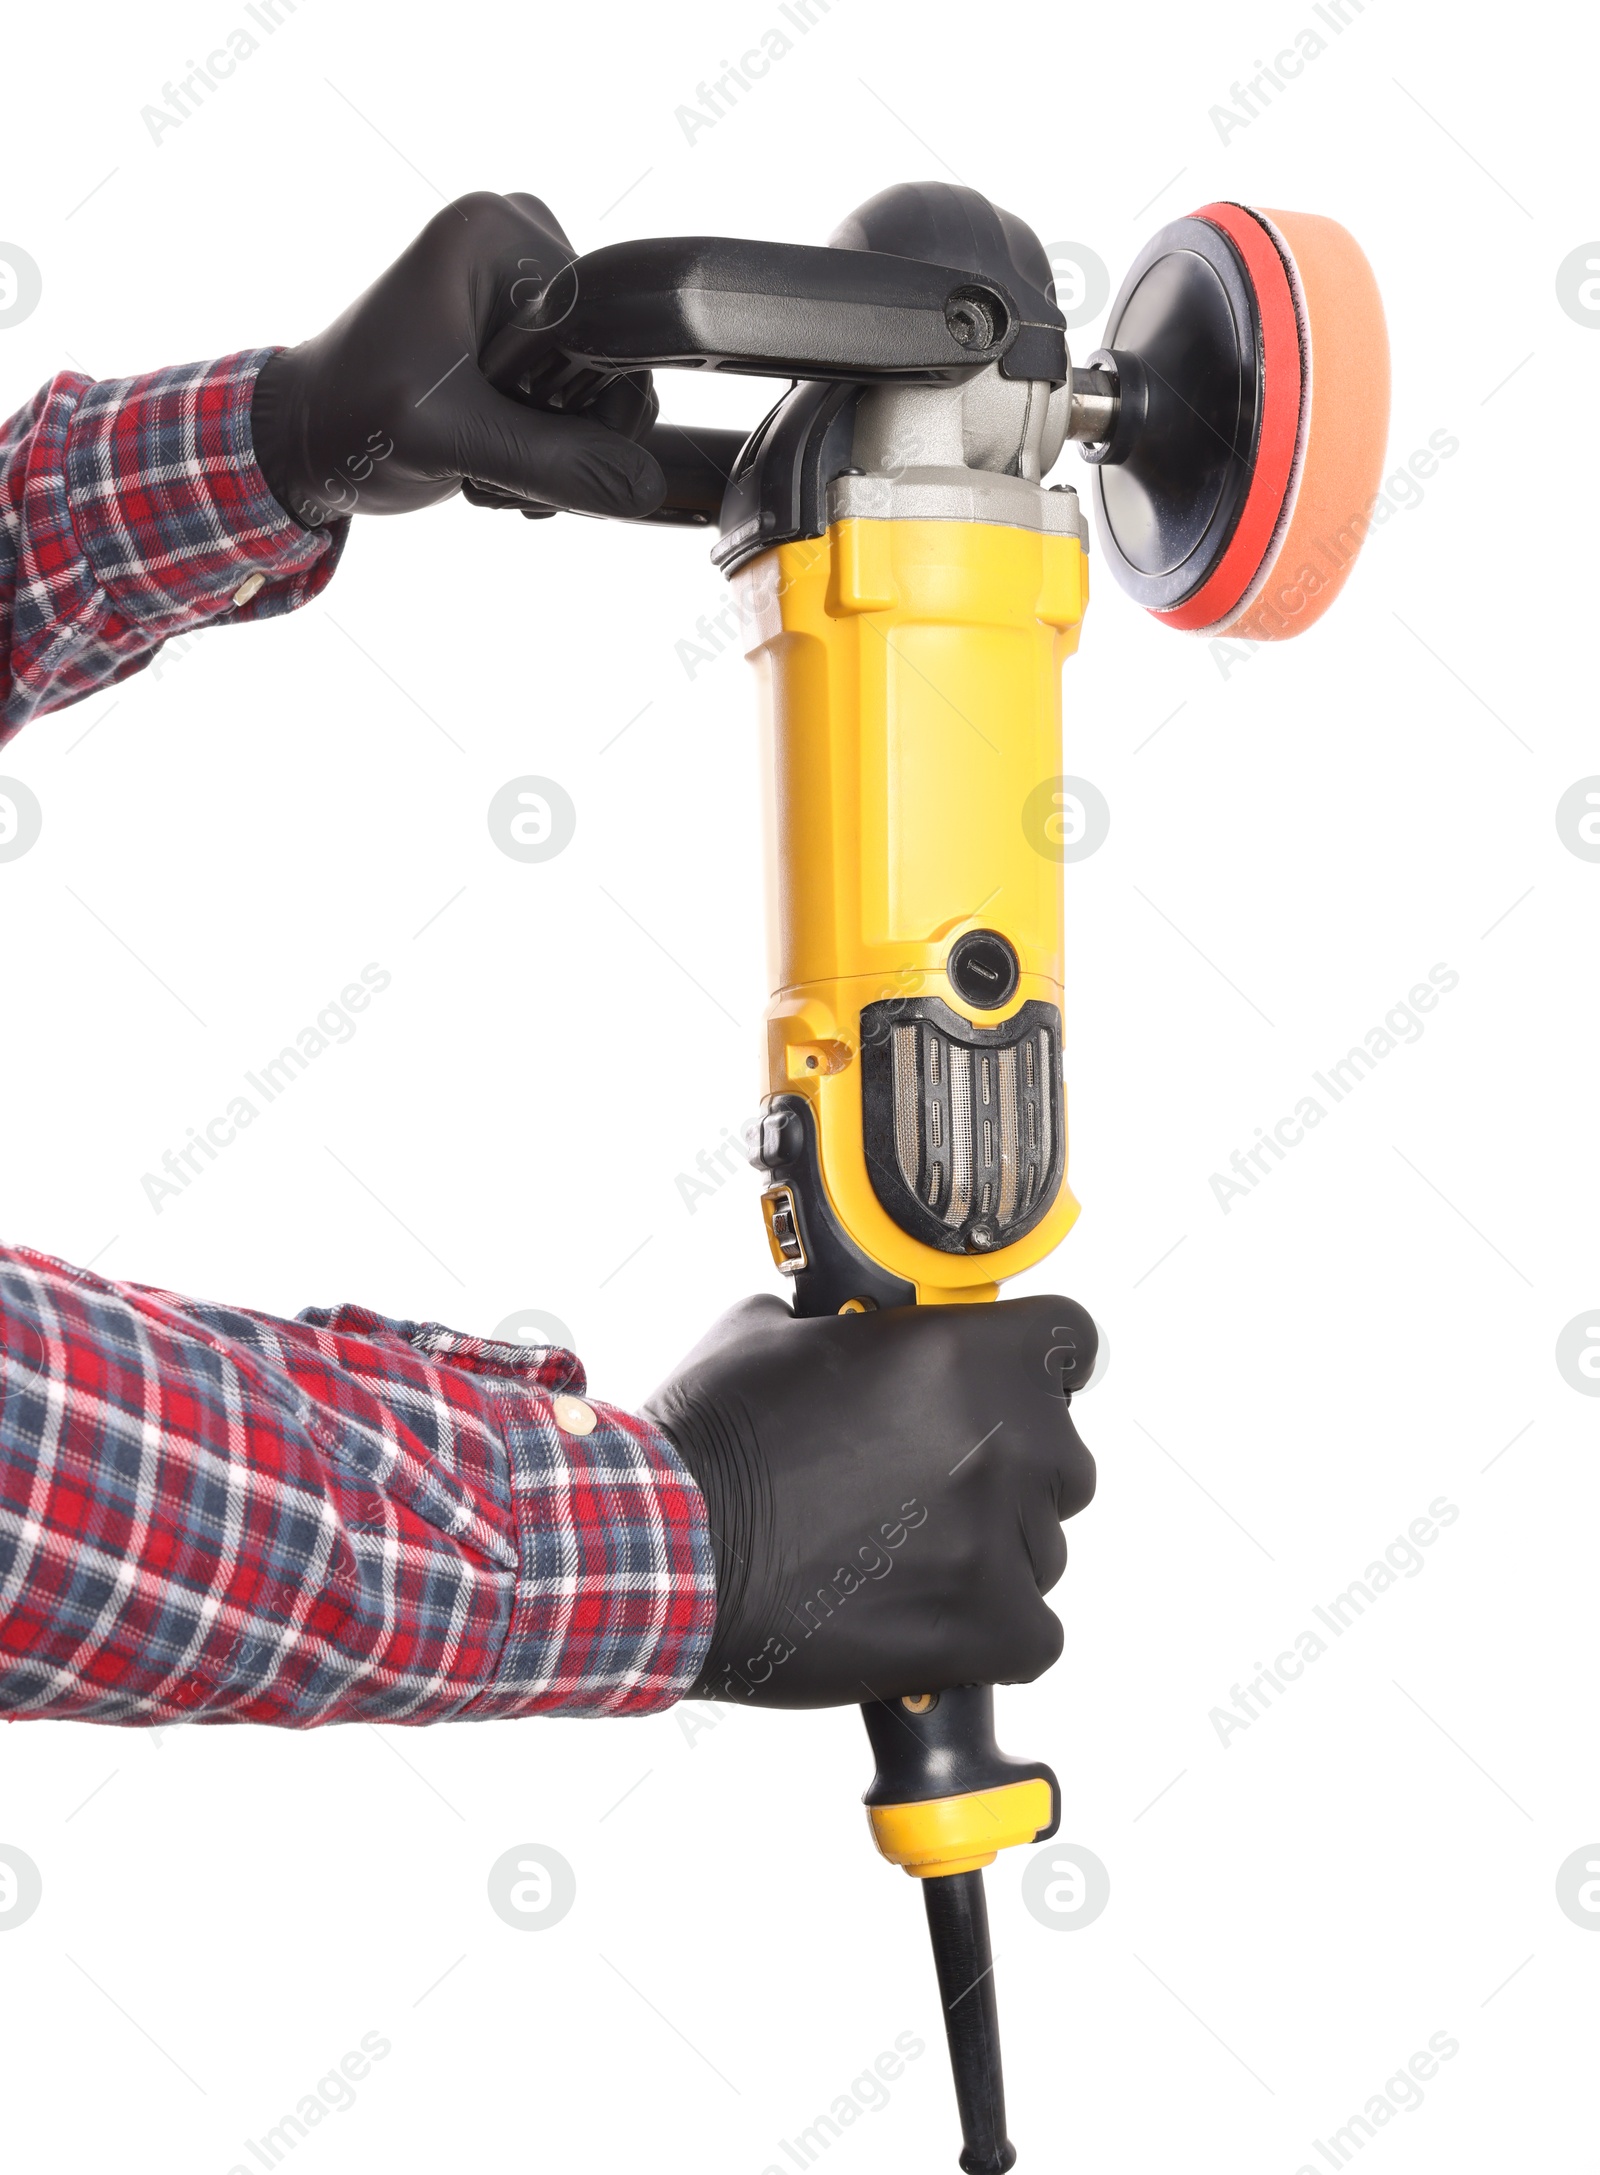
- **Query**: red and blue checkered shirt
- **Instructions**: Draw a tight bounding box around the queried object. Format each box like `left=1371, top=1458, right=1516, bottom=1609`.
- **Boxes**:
left=0, top=349, right=345, bottom=739
left=0, top=354, right=716, bottom=1720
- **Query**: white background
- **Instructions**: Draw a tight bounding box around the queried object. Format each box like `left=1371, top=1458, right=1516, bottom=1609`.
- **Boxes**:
left=0, top=1, right=1595, bottom=2169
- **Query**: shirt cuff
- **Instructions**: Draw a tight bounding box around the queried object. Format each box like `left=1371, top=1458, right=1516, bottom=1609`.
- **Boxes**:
left=483, top=1385, right=719, bottom=1716
left=62, top=348, right=346, bottom=634
left=299, top=1309, right=718, bottom=1717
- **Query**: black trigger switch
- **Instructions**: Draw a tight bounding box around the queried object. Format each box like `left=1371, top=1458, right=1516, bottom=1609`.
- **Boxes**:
left=750, top=1107, right=801, bottom=1172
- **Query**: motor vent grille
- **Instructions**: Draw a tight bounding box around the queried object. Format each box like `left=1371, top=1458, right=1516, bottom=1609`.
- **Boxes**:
left=860, top=997, right=1064, bottom=1255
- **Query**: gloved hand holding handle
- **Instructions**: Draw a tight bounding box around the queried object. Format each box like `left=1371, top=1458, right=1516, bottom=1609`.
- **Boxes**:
left=250, top=191, right=666, bottom=528
left=647, top=1293, right=1096, bottom=1709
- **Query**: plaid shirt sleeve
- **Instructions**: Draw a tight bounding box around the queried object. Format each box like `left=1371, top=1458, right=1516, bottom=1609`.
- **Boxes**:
left=0, top=350, right=343, bottom=743
left=0, top=1243, right=715, bottom=1725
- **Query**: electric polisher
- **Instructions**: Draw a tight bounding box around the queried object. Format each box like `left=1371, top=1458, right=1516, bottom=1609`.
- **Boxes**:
left=485, top=181, right=1390, bottom=2170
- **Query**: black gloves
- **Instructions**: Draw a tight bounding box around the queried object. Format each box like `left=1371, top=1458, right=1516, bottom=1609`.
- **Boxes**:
left=645, top=1294, right=1096, bottom=1709
left=250, top=191, right=666, bottom=529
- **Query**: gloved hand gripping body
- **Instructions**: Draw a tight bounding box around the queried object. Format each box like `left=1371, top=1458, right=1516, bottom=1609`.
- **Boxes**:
left=646, top=1294, right=1097, bottom=1708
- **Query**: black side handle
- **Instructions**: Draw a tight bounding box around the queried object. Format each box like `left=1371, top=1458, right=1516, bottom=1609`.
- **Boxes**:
left=480, top=235, right=1022, bottom=408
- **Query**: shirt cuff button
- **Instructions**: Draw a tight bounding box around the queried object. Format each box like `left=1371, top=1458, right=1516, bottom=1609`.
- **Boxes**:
left=232, top=572, right=266, bottom=608
left=551, top=1394, right=597, bottom=1436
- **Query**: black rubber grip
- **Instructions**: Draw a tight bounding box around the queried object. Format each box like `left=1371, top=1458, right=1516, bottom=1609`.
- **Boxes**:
left=861, top=1684, right=1059, bottom=1818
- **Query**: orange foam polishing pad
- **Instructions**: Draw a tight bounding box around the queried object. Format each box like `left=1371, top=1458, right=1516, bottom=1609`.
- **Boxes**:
left=1218, top=208, right=1391, bottom=641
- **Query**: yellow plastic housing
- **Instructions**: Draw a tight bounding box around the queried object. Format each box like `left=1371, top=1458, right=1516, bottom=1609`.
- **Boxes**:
left=734, top=515, right=1087, bottom=1303
left=867, top=1777, right=1057, bottom=1879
